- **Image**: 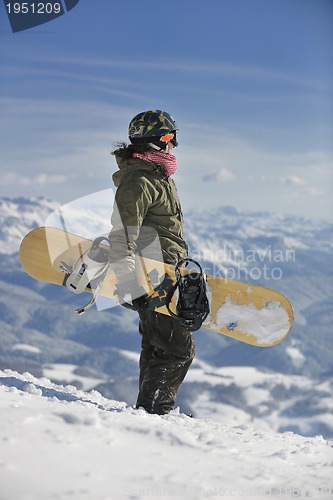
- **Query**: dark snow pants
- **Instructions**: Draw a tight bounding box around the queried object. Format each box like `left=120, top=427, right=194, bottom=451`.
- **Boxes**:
left=136, top=308, right=196, bottom=415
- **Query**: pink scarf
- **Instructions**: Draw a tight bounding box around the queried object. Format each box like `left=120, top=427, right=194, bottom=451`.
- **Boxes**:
left=132, top=151, right=178, bottom=176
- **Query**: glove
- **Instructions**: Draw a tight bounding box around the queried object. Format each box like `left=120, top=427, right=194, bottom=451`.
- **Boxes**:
left=114, top=273, right=149, bottom=311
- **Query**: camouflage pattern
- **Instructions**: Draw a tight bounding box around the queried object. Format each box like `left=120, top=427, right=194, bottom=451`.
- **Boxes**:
left=128, top=110, right=178, bottom=140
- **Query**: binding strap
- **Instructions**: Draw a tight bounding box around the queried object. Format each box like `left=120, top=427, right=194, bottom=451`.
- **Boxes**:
left=166, top=258, right=210, bottom=331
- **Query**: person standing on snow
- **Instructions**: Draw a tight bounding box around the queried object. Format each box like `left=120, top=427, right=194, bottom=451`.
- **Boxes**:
left=108, top=110, right=195, bottom=415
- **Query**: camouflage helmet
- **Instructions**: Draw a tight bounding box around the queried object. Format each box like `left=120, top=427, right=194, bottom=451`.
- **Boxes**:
left=128, top=110, right=178, bottom=148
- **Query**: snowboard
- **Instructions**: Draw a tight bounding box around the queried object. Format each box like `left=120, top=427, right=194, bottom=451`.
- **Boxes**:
left=19, top=226, right=294, bottom=347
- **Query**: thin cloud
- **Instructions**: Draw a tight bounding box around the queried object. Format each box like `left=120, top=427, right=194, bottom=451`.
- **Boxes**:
left=279, top=175, right=321, bottom=197
left=1, top=173, right=68, bottom=187
left=33, top=55, right=328, bottom=92
left=280, top=175, right=307, bottom=187
left=203, top=167, right=235, bottom=183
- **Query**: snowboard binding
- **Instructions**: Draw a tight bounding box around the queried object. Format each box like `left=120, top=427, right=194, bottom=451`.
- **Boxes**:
left=60, top=236, right=111, bottom=314
left=166, top=258, right=210, bottom=331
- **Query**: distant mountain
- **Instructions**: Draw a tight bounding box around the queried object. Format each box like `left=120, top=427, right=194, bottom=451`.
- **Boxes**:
left=184, top=205, right=333, bottom=380
left=1, top=195, right=332, bottom=438
left=0, top=196, right=60, bottom=255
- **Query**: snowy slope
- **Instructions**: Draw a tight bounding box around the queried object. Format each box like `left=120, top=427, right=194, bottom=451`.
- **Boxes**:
left=1, top=370, right=332, bottom=500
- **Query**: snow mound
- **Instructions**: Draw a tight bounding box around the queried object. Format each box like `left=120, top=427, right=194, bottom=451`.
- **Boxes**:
left=1, top=370, right=332, bottom=500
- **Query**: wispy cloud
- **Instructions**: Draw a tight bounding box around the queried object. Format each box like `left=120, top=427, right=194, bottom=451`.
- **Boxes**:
left=34, top=55, right=328, bottom=92
left=202, top=167, right=235, bottom=183
left=280, top=175, right=307, bottom=187
left=279, top=175, right=321, bottom=197
left=1, top=173, right=68, bottom=187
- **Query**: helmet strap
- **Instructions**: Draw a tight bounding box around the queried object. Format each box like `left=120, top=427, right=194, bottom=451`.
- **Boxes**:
left=148, top=142, right=165, bottom=152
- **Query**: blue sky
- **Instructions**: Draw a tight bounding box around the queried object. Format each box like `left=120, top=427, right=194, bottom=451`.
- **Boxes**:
left=0, top=0, right=332, bottom=219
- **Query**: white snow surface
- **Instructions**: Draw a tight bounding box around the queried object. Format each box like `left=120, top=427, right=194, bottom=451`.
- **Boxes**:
left=206, top=298, right=290, bottom=344
left=1, top=370, right=332, bottom=500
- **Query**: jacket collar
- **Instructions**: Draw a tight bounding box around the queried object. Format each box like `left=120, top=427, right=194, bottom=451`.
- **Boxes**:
left=112, top=155, right=163, bottom=187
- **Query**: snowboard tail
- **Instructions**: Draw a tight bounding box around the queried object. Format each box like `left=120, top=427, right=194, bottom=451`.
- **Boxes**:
left=19, top=227, right=294, bottom=347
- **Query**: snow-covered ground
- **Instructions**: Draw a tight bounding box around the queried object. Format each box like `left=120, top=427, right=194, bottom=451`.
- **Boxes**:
left=35, top=359, right=333, bottom=439
left=1, top=370, right=332, bottom=500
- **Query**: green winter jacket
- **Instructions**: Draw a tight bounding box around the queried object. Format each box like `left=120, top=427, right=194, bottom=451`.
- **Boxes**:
left=109, top=155, right=188, bottom=277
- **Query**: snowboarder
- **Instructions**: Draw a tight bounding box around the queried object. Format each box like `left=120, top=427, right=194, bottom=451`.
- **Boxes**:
left=109, top=110, right=195, bottom=415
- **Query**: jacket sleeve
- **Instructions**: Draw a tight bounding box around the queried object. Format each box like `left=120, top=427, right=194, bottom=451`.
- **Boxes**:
left=108, top=178, right=152, bottom=279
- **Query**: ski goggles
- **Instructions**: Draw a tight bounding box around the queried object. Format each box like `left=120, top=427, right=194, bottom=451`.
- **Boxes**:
left=160, top=130, right=178, bottom=147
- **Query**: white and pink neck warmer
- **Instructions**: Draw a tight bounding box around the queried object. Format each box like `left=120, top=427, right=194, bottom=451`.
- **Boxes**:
left=133, top=150, right=178, bottom=177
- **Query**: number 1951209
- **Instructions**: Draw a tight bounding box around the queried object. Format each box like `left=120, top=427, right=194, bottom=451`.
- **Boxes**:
left=6, top=3, right=62, bottom=14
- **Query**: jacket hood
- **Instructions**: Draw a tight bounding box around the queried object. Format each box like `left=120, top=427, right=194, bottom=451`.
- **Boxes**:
left=112, top=155, right=163, bottom=187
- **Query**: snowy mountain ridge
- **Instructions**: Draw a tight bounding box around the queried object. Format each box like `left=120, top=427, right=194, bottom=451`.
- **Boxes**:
left=1, top=195, right=332, bottom=256
left=0, top=196, right=60, bottom=255
left=1, top=369, right=332, bottom=500
left=186, top=205, right=333, bottom=256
